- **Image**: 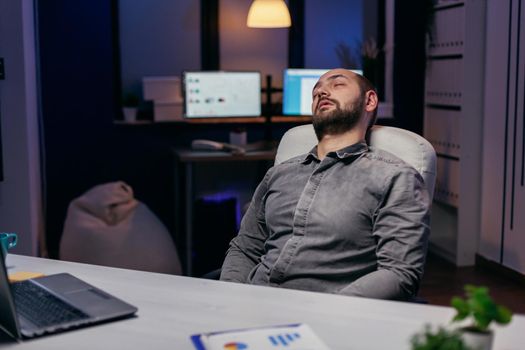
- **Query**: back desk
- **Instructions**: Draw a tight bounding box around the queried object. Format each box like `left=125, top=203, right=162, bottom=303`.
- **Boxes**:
left=2, top=254, right=524, bottom=349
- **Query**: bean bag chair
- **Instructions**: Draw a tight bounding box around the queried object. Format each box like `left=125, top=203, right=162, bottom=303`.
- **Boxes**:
left=60, top=181, right=182, bottom=275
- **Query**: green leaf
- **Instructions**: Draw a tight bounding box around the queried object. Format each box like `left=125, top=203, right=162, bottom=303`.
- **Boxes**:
left=473, top=312, right=490, bottom=331
left=411, top=325, right=469, bottom=350
left=451, top=297, right=469, bottom=321
left=496, top=306, right=512, bottom=325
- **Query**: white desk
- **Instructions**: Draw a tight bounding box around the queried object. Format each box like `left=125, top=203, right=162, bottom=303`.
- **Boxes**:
left=2, top=254, right=524, bottom=349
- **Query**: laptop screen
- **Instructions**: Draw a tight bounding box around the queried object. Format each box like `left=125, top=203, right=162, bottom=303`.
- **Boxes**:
left=183, top=71, right=261, bottom=118
left=282, top=69, right=363, bottom=116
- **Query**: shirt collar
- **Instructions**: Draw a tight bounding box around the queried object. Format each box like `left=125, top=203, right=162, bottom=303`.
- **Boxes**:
left=302, top=142, right=369, bottom=163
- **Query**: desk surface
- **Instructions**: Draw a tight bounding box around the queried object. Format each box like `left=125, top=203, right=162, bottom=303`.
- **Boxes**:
left=2, top=255, right=524, bottom=349
left=173, top=141, right=278, bottom=163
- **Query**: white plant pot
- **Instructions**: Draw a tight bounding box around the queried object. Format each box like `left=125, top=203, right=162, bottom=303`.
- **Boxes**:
left=461, top=328, right=493, bottom=350
left=229, top=129, right=247, bottom=146
left=123, top=107, right=138, bottom=122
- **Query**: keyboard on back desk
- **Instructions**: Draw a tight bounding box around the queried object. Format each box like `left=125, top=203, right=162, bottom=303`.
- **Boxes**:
left=11, top=280, right=89, bottom=328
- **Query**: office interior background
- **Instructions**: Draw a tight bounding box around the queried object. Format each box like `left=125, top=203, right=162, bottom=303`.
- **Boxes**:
left=0, top=0, right=524, bottom=308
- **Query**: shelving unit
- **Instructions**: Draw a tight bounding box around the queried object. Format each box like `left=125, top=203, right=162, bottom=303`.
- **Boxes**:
left=479, top=0, right=525, bottom=274
left=423, top=0, right=485, bottom=266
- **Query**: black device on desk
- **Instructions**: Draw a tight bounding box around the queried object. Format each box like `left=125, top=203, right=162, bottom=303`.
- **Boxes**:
left=0, top=249, right=137, bottom=339
left=191, top=139, right=278, bottom=154
left=191, top=139, right=246, bottom=155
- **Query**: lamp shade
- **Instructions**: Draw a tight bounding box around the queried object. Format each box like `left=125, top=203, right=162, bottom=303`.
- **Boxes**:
left=247, top=0, right=291, bottom=28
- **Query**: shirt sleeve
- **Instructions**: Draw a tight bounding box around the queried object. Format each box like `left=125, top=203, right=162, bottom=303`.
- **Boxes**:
left=219, top=170, right=272, bottom=283
left=339, top=167, right=431, bottom=300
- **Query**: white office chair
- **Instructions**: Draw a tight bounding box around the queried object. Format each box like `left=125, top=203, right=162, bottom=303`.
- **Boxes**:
left=274, top=124, right=436, bottom=303
left=275, top=124, right=437, bottom=200
left=205, top=125, right=437, bottom=286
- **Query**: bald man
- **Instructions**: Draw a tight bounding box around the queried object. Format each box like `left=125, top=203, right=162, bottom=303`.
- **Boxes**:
left=220, top=69, right=430, bottom=301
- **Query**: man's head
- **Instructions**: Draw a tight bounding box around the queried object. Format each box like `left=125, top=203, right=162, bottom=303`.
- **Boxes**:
left=311, top=69, right=378, bottom=141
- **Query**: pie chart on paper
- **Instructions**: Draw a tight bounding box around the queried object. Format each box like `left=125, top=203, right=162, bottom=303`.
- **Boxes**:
left=223, top=342, right=248, bottom=350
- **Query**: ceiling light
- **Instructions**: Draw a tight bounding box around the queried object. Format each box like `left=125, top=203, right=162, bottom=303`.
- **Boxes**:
left=247, top=0, right=291, bottom=28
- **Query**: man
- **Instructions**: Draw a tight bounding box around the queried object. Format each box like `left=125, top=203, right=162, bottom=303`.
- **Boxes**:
left=220, top=69, right=430, bottom=301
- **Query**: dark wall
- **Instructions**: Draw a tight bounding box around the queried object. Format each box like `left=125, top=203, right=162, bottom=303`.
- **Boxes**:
left=390, top=1, right=427, bottom=134
left=38, top=0, right=117, bottom=256
left=37, top=0, right=286, bottom=258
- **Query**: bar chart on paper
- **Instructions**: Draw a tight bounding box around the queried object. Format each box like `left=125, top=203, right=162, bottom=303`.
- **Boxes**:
left=191, top=324, right=330, bottom=350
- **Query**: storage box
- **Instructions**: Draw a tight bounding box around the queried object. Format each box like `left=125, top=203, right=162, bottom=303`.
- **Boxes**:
left=153, top=102, right=184, bottom=122
left=143, top=76, right=182, bottom=104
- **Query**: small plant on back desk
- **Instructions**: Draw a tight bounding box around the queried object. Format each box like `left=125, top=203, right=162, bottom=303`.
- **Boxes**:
left=451, top=285, right=512, bottom=332
left=122, top=92, right=139, bottom=108
left=122, top=93, right=140, bottom=122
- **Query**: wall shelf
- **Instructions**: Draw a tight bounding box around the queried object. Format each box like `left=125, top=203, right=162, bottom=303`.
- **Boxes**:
left=113, top=116, right=312, bottom=125
left=184, top=116, right=312, bottom=124
left=114, top=102, right=395, bottom=126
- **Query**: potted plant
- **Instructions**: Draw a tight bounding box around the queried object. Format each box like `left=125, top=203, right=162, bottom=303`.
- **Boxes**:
left=411, top=325, right=469, bottom=350
left=334, top=38, right=381, bottom=85
left=451, top=285, right=512, bottom=350
left=334, top=41, right=359, bottom=70
left=360, top=37, right=380, bottom=86
left=122, top=92, right=140, bottom=122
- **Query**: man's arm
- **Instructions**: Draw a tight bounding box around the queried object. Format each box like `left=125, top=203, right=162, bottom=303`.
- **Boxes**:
left=220, top=171, right=271, bottom=283
left=339, top=168, right=431, bottom=300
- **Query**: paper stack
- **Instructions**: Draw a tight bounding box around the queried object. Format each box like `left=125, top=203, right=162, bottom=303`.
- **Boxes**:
left=191, top=323, right=331, bottom=350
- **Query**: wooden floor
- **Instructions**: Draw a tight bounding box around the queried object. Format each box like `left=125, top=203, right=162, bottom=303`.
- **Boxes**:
left=419, top=253, right=525, bottom=314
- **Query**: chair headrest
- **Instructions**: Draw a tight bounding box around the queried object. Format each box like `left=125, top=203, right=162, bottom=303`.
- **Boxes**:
left=275, top=125, right=437, bottom=200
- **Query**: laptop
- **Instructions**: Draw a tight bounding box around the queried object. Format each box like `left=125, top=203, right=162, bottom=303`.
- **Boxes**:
left=0, top=249, right=137, bottom=339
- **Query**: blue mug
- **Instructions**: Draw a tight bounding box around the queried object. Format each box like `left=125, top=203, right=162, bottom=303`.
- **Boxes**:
left=0, top=233, right=18, bottom=259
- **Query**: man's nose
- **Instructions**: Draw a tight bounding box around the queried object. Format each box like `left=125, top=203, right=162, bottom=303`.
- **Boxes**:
left=317, top=87, right=329, bottom=97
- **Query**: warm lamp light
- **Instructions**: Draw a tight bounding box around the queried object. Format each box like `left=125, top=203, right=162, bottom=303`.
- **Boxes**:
left=247, top=0, right=291, bottom=28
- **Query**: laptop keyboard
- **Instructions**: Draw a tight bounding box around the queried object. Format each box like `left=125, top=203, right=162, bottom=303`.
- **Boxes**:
left=11, top=280, right=89, bottom=328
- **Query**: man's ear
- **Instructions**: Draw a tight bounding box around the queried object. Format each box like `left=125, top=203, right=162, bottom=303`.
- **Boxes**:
left=364, top=90, right=379, bottom=113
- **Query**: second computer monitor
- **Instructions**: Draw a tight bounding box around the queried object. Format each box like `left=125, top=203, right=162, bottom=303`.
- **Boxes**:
left=282, top=68, right=363, bottom=116
left=183, top=71, right=261, bottom=118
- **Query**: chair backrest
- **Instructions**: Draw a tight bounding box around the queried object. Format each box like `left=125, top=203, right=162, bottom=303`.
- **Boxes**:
left=275, top=125, right=437, bottom=201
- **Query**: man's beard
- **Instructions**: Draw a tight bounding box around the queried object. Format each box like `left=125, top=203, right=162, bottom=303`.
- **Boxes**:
left=312, top=97, right=365, bottom=141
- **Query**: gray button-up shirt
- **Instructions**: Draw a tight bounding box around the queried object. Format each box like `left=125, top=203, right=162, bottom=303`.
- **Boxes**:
left=220, top=142, right=430, bottom=300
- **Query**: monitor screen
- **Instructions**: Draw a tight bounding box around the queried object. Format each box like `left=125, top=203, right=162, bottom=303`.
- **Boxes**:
left=282, top=69, right=363, bottom=116
left=183, top=71, right=261, bottom=118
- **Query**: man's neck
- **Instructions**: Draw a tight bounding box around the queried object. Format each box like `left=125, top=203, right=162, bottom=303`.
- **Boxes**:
left=317, top=129, right=365, bottom=160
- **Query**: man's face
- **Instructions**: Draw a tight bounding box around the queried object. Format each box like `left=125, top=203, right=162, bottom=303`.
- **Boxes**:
left=311, top=69, right=365, bottom=140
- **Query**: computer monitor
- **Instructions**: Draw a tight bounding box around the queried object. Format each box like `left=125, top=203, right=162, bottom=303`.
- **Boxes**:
left=183, top=71, right=261, bottom=118
left=282, top=68, right=363, bottom=116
